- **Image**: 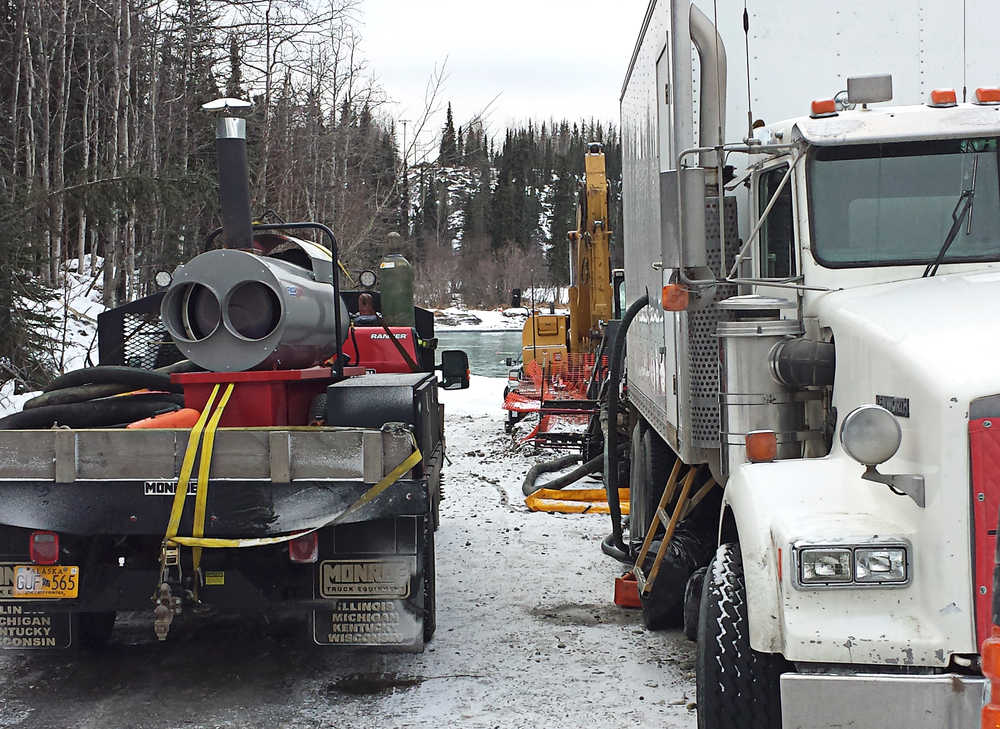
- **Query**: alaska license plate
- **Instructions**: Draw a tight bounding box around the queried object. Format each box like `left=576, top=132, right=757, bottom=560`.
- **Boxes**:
left=12, top=566, right=79, bottom=599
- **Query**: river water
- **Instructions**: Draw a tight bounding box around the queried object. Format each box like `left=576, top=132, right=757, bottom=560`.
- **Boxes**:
left=436, top=330, right=521, bottom=377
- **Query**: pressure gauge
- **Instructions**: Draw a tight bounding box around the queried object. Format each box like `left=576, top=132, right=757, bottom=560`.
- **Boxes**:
left=359, top=270, right=377, bottom=288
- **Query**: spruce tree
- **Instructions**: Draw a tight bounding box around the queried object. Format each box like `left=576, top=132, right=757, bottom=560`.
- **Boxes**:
left=439, top=103, right=457, bottom=166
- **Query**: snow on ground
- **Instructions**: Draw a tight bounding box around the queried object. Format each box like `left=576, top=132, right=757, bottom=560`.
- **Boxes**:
left=0, top=375, right=697, bottom=729
left=328, top=375, right=698, bottom=728
left=434, top=306, right=569, bottom=332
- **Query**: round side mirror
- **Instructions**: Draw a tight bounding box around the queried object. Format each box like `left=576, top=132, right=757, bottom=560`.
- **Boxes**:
left=840, top=404, right=902, bottom=466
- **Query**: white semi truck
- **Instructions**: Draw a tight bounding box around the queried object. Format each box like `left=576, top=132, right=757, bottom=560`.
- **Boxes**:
left=617, top=1, right=1000, bottom=726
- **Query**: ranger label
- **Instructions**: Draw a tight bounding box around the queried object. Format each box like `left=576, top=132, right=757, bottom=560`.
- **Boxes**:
left=319, top=559, right=413, bottom=599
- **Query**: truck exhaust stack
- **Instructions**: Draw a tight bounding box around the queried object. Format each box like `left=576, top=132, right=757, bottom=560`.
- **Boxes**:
left=161, top=101, right=349, bottom=372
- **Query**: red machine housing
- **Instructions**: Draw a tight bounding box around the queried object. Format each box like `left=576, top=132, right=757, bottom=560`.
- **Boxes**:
left=172, top=368, right=334, bottom=428
left=343, top=327, right=420, bottom=374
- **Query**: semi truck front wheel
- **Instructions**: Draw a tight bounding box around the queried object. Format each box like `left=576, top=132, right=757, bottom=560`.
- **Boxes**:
left=696, top=543, right=788, bottom=729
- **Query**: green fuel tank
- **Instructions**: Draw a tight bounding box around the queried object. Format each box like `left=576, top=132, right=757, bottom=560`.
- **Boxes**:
left=379, top=254, right=415, bottom=327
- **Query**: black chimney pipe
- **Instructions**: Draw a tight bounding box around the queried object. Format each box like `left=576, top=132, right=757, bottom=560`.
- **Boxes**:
left=215, top=117, right=253, bottom=249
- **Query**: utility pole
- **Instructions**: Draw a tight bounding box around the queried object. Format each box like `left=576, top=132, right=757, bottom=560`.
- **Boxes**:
left=400, top=119, right=410, bottom=169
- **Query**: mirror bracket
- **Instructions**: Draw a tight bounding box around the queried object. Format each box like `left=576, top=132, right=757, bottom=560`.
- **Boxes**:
left=861, top=465, right=925, bottom=508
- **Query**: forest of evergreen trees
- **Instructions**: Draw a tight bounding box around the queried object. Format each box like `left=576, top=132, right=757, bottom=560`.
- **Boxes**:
left=408, top=108, right=623, bottom=308
left=0, top=0, right=622, bottom=387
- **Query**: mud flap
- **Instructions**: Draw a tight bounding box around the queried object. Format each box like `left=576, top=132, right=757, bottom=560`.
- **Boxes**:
left=310, top=516, right=430, bottom=650
left=1, top=563, right=73, bottom=649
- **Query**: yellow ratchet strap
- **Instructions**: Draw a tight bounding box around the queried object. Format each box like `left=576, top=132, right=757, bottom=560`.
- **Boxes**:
left=333, top=433, right=423, bottom=524
left=165, top=385, right=221, bottom=541
left=168, top=432, right=423, bottom=549
left=191, top=383, right=235, bottom=572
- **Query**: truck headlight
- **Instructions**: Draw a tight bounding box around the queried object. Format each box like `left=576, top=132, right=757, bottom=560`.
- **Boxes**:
left=799, top=548, right=853, bottom=584
left=793, top=542, right=910, bottom=589
left=855, top=547, right=907, bottom=583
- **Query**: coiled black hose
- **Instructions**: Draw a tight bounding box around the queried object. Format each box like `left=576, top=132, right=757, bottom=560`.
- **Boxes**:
left=43, top=366, right=183, bottom=394
left=0, top=393, right=183, bottom=429
left=601, top=293, right=649, bottom=561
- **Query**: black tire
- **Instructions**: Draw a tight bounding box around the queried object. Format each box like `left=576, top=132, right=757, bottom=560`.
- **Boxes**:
left=632, top=427, right=673, bottom=550
left=696, top=543, right=789, bottom=729
left=422, top=517, right=436, bottom=644
left=77, top=611, right=116, bottom=650
left=683, top=566, right=707, bottom=642
left=638, top=522, right=712, bottom=630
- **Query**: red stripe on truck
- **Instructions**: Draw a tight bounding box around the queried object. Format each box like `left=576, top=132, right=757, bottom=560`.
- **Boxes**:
left=969, top=417, right=1000, bottom=646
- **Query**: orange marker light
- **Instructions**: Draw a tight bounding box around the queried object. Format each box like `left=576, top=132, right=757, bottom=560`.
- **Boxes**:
left=976, top=88, right=1000, bottom=105
left=661, top=284, right=689, bottom=311
left=746, top=430, right=778, bottom=463
left=929, top=88, right=958, bottom=107
left=982, top=626, right=1000, bottom=728
left=810, top=99, right=837, bottom=118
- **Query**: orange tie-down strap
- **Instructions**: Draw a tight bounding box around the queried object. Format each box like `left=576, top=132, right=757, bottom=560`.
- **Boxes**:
left=525, top=487, right=630, bottom=515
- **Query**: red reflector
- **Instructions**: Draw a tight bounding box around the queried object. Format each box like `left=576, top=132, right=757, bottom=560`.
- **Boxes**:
left=810, top=99, right=837, bottom=118
left=976, top=87, right=1000, bottom=104
left=30, top=531, right=59, bottom=565
left=288, top=532, right=318, bottom=563
left=929, top=88, right=957, bottom=107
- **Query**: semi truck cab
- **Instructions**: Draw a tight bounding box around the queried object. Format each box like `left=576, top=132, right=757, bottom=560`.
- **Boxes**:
left=712, top=94, right=1000, bottom=728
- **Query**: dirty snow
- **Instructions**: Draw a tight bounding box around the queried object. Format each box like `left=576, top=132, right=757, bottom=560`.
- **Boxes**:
left=0, top=374, right=697, bottom=728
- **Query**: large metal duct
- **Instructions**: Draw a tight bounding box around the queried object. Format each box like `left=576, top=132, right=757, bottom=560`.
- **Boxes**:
left=161, top=249, right=348, bottom=372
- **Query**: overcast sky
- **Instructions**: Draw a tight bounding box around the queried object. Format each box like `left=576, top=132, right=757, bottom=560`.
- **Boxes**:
left=358, top=0, right=649, bottom=154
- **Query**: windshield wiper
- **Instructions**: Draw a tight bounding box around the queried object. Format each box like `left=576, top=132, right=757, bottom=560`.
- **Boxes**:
left=924, top=155, right=979, bottom=277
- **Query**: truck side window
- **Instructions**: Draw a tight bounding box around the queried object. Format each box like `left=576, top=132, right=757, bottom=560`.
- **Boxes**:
left=758, top=166, right=796, bottom=277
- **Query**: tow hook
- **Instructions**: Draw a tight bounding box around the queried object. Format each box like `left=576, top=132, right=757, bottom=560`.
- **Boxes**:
left=153, top=582, right=182, bottom=641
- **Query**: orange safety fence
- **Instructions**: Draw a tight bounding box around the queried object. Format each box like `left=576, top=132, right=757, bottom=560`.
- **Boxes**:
left=503, top=353, right=608, bottom=414
left=503, top=353, right=608, bottom=445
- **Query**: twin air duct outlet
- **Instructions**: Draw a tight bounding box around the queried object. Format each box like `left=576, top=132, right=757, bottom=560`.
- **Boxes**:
left=161, top=247, right=348, bottom=372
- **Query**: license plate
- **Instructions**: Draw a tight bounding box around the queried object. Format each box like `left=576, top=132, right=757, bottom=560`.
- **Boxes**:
left=12, top=566, right=79, bottom=599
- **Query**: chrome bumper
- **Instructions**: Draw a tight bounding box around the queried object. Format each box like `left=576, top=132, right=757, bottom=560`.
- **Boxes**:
left=781, top=672, right=986, bottom=729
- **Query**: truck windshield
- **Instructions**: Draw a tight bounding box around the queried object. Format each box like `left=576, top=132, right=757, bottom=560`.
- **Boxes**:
left=808, top=137, right=1000, bottom=267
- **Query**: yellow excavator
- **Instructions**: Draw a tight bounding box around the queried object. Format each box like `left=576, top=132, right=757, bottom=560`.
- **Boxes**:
left=520, top=141, right=613, bottom=368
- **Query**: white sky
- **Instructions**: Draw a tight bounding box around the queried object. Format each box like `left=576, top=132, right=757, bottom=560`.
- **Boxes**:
left=358, top=0, right=649, bottom=155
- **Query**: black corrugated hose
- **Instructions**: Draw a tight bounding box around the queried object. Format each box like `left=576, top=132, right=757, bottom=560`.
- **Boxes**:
left=601, top=293, right=649, bottom=563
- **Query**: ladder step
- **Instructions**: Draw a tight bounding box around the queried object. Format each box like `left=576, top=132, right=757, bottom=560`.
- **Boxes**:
left=656, top=507, right=670, bottom=525
left=633, top=566, right=647, bottom=593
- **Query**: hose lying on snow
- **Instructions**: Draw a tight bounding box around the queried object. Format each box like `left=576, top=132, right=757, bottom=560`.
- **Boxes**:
left=0, top=392, right=184, bottom=429
left=602, top=293, right=649, bottom=561
left=522, top=454, right=582, bottom=496
left=522, top=444, right=630, bottom=497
